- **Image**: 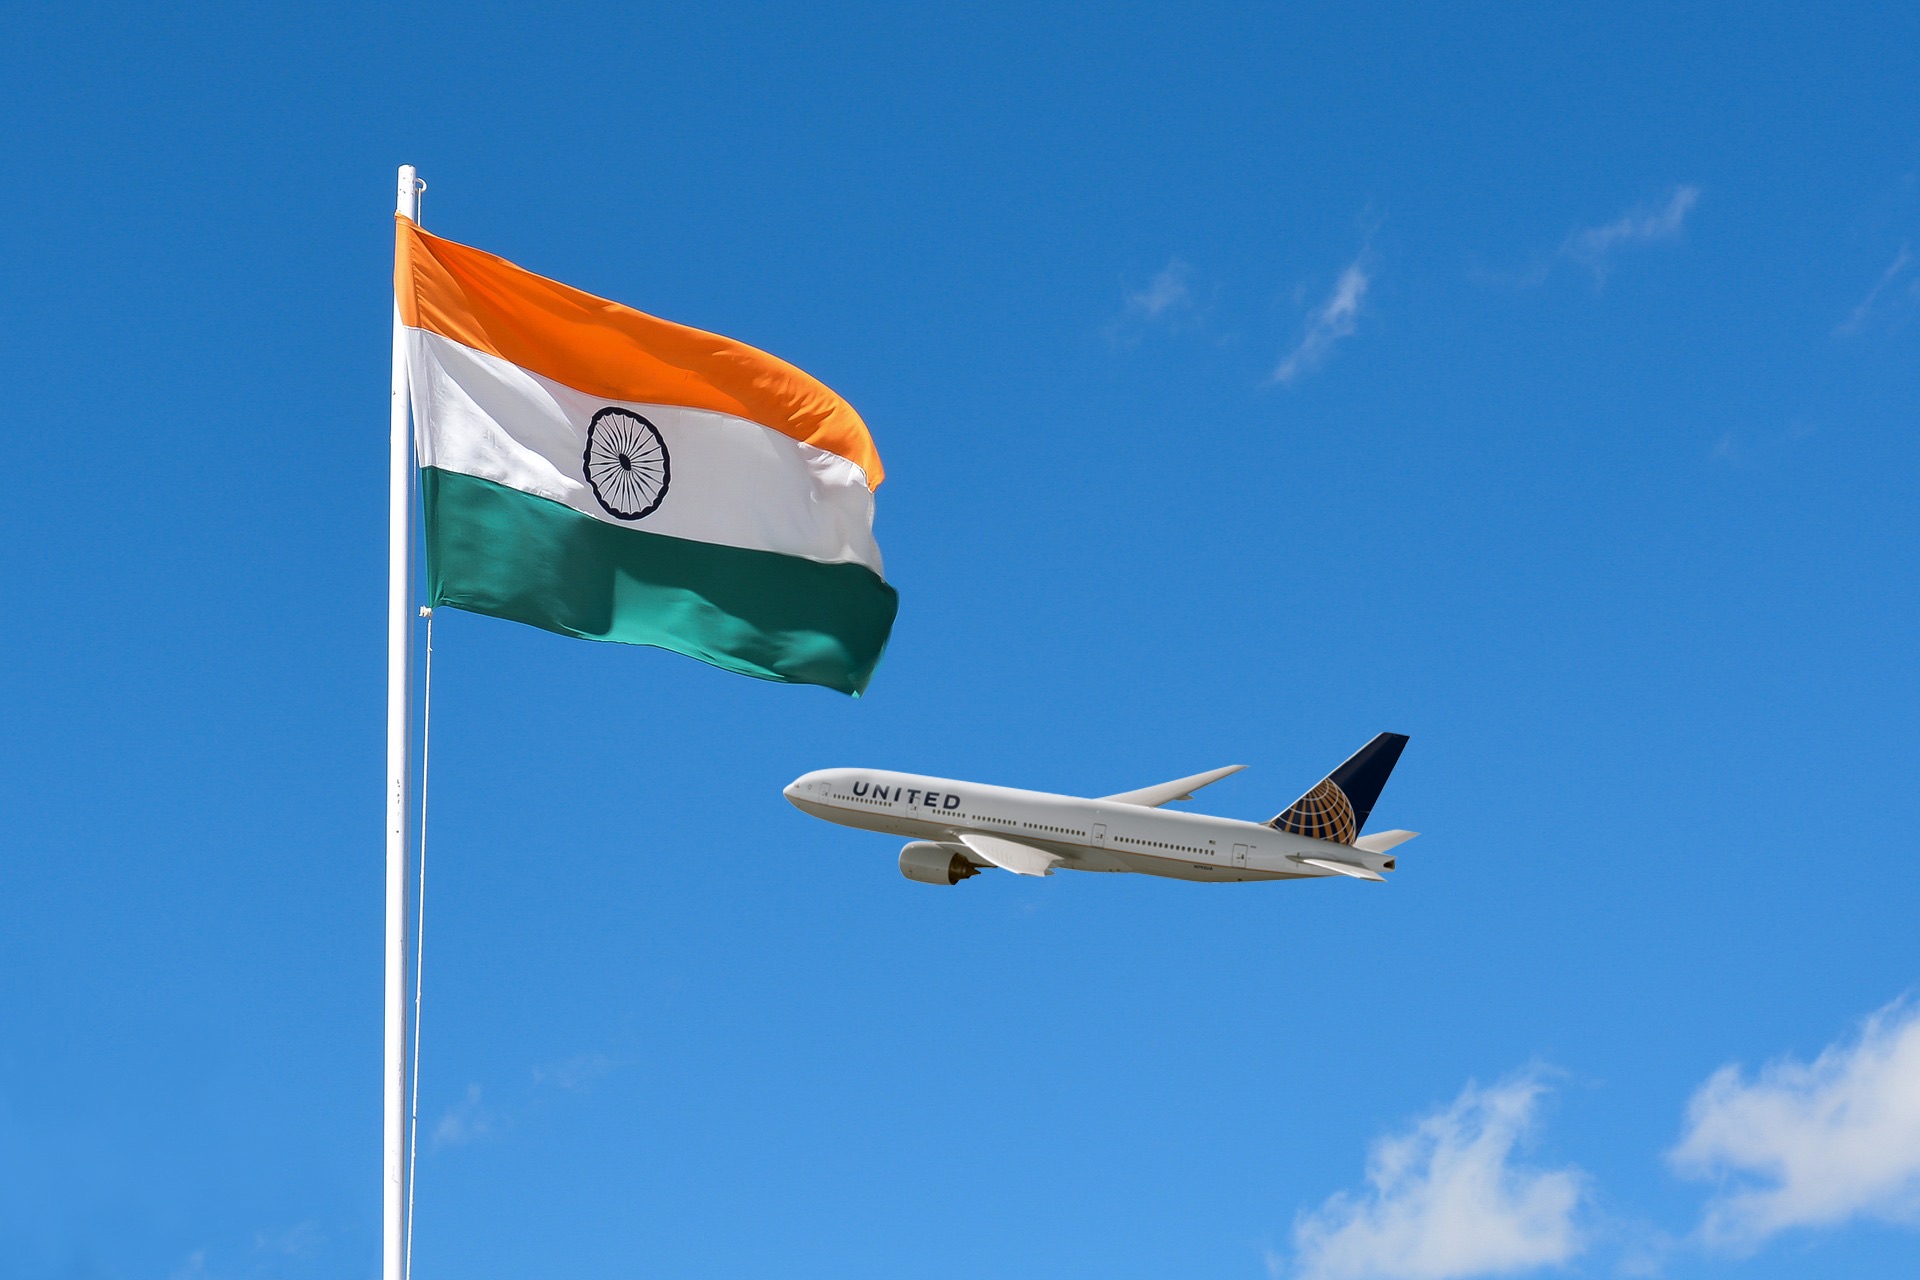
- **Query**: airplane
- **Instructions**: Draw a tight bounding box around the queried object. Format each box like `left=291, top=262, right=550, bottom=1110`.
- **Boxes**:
left=783, top=732, right=1414, bottom=885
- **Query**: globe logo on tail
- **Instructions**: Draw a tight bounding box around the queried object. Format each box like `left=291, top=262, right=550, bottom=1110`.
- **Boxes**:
left=584, top=407, right=671, bottom=520
left=1272, top=779, right=1358, bottom=844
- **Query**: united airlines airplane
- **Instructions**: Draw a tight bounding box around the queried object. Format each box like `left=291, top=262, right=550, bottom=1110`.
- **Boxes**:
left=784, top=733, right=1414, bottom=885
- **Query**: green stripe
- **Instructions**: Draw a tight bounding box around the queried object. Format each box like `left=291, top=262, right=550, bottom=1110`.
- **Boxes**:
left=422, top=468, right=897, bottom=695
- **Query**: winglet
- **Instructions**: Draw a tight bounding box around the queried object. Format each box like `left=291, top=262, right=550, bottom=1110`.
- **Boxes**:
left=1101, top=764, right=1247, bottom=808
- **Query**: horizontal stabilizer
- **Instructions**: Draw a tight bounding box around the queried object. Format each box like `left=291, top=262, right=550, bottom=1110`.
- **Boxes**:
left=1294, top=857, right=1386, bottom=882
left=1101, top=764, right=1246, bottom=808
left=957, top=833, right=1062, bottom=878
left=1353, top=830, right=1419, bottom=854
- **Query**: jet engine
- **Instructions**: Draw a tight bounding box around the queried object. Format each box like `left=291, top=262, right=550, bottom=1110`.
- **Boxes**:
left=899, top=841, right=980, bottom=886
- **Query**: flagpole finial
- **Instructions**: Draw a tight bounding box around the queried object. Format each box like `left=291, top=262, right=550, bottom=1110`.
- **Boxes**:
left=396, top=165, right=424, bottom=221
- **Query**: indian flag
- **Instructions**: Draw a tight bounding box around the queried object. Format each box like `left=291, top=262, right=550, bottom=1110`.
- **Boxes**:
left=395, top=218, right=898, bottom=695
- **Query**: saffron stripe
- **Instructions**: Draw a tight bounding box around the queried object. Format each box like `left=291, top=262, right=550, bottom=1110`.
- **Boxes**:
left=396, top=219, right=883, bottom=486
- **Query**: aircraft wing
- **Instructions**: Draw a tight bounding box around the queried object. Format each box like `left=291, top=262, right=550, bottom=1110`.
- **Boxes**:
left=957, top=833, right=1063, bottom=877
left=1100, top=764, right=1246, bottom=808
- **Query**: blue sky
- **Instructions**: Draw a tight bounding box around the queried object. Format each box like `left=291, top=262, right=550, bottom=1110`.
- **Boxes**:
left=2, top=3, right=1917, bottom=1278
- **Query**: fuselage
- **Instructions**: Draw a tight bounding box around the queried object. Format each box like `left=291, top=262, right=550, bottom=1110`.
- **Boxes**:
left=783, top=768, right=1393, bottom=882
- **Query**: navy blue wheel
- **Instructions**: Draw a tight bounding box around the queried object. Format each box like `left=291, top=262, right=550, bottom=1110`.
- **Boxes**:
left=583, top=408, right=670, bottom=520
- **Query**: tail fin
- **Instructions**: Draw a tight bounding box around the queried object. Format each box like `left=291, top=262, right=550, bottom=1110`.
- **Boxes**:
left=1268, top=732, right=1409, bottom=843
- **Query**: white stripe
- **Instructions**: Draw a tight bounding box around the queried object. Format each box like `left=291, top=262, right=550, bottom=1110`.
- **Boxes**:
left=406, top=329, right=883, bottom=574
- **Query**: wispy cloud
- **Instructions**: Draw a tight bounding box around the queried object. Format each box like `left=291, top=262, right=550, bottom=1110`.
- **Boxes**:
left=1670, top=997, right=1920, bottom=1252
left=1274, top=256, right=1372, bottom=385
left=1127, top=258, right=1193, bottom=321
left=1563, top=185, right=1701, bottom=282
left=253, top=1221, right=323, bottom=1256
left=1282, top=1070, right=1587, bottom=1280
left=532, top=1051, right=617, bottom=1091
left=433, top=1082, right=495, bottom=1149
left=1107, top=257, right=1197, bottom=345
left=168, top=1249, right=212, bottom=1280
left=1836, top=244, right=1914, bottom=336
left=1478, top=186, right=1702, bottom=289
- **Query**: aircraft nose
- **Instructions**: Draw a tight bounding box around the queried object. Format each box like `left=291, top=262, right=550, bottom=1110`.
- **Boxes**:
left=782, top=776, right=806, bottom=803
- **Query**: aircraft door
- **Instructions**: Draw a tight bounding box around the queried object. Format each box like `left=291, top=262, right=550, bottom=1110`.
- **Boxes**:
left=1232, top=843, right=1249, bottom=868
left=1091, top=823, right=1107, bottom=847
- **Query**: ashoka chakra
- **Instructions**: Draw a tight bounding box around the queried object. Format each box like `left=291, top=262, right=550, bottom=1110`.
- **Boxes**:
left=583, top=408, right=670, bottom=520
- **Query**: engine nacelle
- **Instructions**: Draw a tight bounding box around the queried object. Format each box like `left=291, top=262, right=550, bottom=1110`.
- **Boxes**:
left=899, top=841, right=980, bottom=886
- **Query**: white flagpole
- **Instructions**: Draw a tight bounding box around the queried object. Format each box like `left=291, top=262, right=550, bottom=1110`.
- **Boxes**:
left=385, top=163, right=423, bottom=1280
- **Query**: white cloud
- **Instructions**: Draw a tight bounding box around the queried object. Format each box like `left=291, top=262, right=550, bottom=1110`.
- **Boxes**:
left=1107, top=257, right=1196, bottom=345
left=168, top=1249, right=211, bottom=1280
left=1274, top=257, right=1371, bottom=385
left=532, top=1051, right=617, bottom=1090
left=1285, top=1071, right=1587, bottom=1280
left=433, top=1082, right=495, bottom=1149
left=1126, top=258, right=1193, bottom=321
left=253, top=1220, right=323, bottom=1256
left=1670, top=997, right=1920, bottom=1251
left=1563, top=186, right=1700, bottom=280
left=1836, top=244, right=1913, bottom=336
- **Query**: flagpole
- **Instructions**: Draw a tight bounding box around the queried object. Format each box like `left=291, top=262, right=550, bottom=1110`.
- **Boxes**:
left=385, top=163, right=423, bottom=1280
